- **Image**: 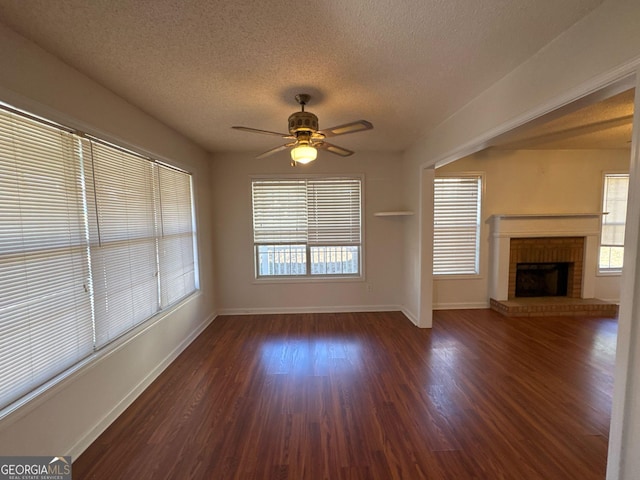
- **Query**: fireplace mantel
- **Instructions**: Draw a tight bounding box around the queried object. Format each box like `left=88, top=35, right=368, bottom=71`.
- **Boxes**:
left=492, top=213, right=603, bottom=219
left=489, top=213, right=602, bottom=301
left=490, top=213, right=603, bottom=238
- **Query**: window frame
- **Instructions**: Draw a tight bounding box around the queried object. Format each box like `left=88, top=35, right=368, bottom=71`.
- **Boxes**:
left=433, top=173, right=483, bottom=278
left=251, top=174, right=365, bottom=282
left=598, top=171, right=629, bottom=275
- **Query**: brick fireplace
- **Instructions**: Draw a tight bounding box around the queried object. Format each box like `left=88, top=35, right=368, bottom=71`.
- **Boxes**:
left=489, top=213, right=601, bottom=302
left=508, top=237, right=585, bottom=298
left=487, top=213, right=619, bottom=316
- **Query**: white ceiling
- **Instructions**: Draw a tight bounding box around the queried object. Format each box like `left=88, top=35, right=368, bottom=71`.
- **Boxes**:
left=0, top=0, right=606, bottom=155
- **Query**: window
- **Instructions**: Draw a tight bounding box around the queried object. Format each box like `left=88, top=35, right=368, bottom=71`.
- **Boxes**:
left=252, top=177, right=362, bottom=278
left=0, top=104, right=197, bottom=412
left=0, top=109, right=94, bottom=413
left=599, top=173, right=629, bottom=272
left=433, top=175, right=482, bottom=275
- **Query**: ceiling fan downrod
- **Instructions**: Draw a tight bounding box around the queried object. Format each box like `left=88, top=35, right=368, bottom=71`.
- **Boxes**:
left=295, top=93, right=311, bottom=112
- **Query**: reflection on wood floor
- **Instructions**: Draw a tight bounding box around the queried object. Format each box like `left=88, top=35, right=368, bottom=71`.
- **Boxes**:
left=74, top=309, right=616, bottom=479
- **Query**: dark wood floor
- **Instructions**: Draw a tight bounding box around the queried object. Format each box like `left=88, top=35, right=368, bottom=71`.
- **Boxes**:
left=74, top=310, right=617, bottom=479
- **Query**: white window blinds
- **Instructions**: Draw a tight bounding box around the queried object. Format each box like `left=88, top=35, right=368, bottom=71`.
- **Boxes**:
left=600, top=173, right=629, bottom=271
left=88, top=142, right=160, bottom=347
left=601, top=174, right=628, bottom=246
left=0, top=111, right=94, bottom=409
left=307, top=178, right=361, bottom=245
left=252, top=180, right=308, bottom=244
left=0, top=103, right=197, bottom=413
left=433, top=176, right=481, bottom=275
left=157, top=164, right=197, bottom=307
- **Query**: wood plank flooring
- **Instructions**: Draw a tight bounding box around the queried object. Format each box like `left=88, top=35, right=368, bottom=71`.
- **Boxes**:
left=73, top=310, right=617, bottom=479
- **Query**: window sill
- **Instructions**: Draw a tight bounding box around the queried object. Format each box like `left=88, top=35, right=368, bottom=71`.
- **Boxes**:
left=597, top=270, right=623, bottom=277
left=253, top=275, right=364, bottom=285
left=434, top=273, right=483, bottom=280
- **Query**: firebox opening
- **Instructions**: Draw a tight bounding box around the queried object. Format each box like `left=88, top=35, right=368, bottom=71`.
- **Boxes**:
left=515, top=262, right=570, bottom=297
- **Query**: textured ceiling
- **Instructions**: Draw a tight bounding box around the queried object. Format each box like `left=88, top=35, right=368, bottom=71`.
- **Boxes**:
left=0, top=0, right=605, bottom=155
left=491, top=88, right=635, bottom=150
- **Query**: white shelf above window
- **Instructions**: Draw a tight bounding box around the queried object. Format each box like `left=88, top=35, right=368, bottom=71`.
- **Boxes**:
left=373, top=211, right=415, bottom=217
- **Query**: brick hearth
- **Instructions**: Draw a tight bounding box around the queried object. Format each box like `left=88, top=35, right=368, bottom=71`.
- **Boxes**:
left=490, top=297, right=618, bottom=317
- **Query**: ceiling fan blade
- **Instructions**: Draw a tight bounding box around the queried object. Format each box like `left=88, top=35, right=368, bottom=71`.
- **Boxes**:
left=255, top=143, right=295, bottom=159
left=316, top=141, right=354, bottom=157
left=320, top=120, right=373, bottom=137
left=232, top=126, right=294, bottom=138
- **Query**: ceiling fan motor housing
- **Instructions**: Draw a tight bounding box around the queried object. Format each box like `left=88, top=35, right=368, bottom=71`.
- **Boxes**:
left=288, top=111, right=319, bottom=134
left=233, top=92, right=370, bottom=159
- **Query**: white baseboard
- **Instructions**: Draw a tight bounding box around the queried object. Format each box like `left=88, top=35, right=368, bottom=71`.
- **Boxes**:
left=217, top=305, right=405, bottom=316
left=598, top=298, right=620, bottom=304
left=218, top=305, right=423, bottom=327
left=401, top=307, right=419, bottom=326
left=68, top=312, right=217, bottom=460
left=433, top=302, right=489, bottom=310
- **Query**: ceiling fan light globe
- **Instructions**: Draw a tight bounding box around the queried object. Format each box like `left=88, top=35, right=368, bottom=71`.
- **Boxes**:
left=291, top=145, right=317, bottom=164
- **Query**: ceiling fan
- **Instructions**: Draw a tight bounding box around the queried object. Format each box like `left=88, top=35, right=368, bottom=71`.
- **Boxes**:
left=232, top=94, right=373, bottom=166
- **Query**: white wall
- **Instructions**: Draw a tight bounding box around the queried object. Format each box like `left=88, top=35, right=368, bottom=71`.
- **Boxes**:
left=212, top=151, right=408, bottom=316
left=433, top=148, right=630, bottom=308
left=0, top=24, right=216, bottom=458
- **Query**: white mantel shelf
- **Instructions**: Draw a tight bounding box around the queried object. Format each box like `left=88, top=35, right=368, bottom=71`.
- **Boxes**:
left=491, top=213, right=605, bottom=220
left=490, top=213, right=602, bottom=238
